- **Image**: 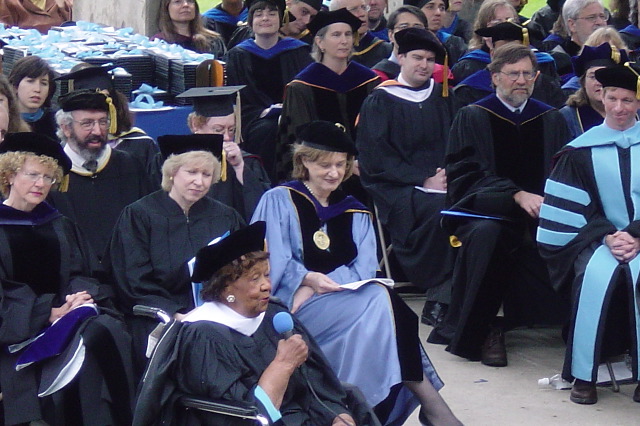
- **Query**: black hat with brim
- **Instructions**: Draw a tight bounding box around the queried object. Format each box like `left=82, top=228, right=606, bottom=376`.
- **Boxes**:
left=572, top=43, right=629, bottom=77
left=395, top=27, right=446, bottom=61
left=54, top=63, right=116, bottom=92
left=0, top=132, right=71, bottom=175
left=58, top=89, right=110, bottom=113
left=176, top=86, right=245, bottom=117
left=595, top=62, right=640, bottom=98
left=307, top=8, right=363, bottom=37
left=296, top=120, right=357, bottom=155
left=157, top=134, right=224, bottom=161
left=192, top=221, right=267, bottom=282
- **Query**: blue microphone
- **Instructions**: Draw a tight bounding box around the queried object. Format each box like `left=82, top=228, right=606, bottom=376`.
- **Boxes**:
left=273, top=312, right=295, bottom=339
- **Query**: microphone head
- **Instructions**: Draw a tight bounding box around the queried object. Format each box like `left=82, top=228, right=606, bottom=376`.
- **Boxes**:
left=273, top=311, right=294, bottom=335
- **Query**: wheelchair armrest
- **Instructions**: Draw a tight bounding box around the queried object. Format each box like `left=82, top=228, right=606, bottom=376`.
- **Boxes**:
left=178, top=396, right=262, bottom=420
left=132, top=305, right=172, bottom=324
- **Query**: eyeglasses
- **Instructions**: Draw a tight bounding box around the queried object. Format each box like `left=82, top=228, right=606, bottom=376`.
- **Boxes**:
left=73, top=119, right=110, bottom=131
left=170, top=0, right=195, bottom=5
left=576, top=10, right=609, bottom=23
left=19, top=170, right=56, bottom=185
left=347, top=4, right=370, bottom=13
left=394, top=23, right=426, bottom=31
left=499, top=70, right=538, bottom=81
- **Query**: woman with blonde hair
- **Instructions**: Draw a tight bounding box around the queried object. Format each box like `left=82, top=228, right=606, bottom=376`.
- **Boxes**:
left=153, top=0, right=226, bottom=56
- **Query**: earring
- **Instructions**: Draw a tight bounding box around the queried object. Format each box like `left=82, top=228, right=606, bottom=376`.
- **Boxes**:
left=320, top=48, right=325, bottom=53
left=169, top=176, right=173, bottom=181
left=226, top=294, right=236, bottom=303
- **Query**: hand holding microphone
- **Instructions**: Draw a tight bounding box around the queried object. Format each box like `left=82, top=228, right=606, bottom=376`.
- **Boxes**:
left=273, top=312, right=308, bottom=369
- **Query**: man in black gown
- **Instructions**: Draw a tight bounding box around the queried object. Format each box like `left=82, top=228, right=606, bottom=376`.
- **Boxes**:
left=432, top=43, right=570, bottom=366
left=357, top=28, right=457, bottom=328
left=49, top=90, right=152, bottom=259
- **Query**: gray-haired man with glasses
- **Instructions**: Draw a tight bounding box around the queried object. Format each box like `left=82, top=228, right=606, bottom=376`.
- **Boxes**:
left=427, top=43, right=570, bottom=368
left=49, top=90, right=152, bottom=259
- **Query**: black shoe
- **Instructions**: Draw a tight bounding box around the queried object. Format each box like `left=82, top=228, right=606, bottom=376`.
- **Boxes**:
left=481, top=327, right=507, bottom=367
left=421, top=301, right=448, bottom=327
left=426, top=328, right=450, bottom=345
left=633, top=383, right=640, bottom=403
left=570, top=379, right=597, bottom=404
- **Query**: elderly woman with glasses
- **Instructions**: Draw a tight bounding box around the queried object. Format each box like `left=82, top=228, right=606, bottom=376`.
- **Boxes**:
left=0, top=133, right=136, bottom=425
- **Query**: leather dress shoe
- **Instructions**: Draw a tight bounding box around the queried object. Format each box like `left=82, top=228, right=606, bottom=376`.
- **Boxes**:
left=421, top=301, right=448, bottom=327
left=481, top=327, right=507, bottom=367
left=633, top=383, right=640, bottom=403
left=570, top=379, right=597, bottom=404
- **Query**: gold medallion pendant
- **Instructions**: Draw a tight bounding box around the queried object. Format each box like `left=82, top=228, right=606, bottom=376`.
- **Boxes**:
left=313, top=229, right=330, bottom=250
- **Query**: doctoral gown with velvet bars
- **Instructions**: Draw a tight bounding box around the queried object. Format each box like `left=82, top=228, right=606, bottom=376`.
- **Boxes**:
left=559, top=105, right=604, bottom=141
left=436, top=94, right=570, bottom=360
left=225, top=38, right=312, bottom=179
left=251, top=183, right=443, bottom=426
left=276, top=62, right=380, bottom=182
left=537, top=122, right=640, bottom=382
left=0, top=202, right=135, bottom=426
left=356, top=80, right=456, bottom=290
left=104, top=190, right=243, bottom=366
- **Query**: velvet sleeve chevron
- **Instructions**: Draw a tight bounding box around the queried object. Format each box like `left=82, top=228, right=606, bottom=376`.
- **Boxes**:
left=537, top=149, right=617, bottom=292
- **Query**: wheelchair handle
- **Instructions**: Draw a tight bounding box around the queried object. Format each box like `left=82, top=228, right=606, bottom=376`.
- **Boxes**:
left=133, top=305, right=172, bottom=324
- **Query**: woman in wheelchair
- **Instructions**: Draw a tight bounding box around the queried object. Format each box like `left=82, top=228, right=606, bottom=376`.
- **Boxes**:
left=0, top=133, right=135, bottom=425
left=176, top=221, right=357, bottom=425
left=251, top=121, right=461, bottom=425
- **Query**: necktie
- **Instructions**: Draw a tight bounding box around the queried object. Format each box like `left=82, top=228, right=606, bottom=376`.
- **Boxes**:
left=83, top=160, right=98, bottom=174
left=514, top=108, right=521, bottom=115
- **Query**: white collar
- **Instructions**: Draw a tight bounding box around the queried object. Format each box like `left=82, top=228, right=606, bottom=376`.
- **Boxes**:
left=496, top=94, right=528, bottom=113
left=64, top=143, right=111, bottom=175
left=377, top=74, right=434, bottom=103
left=183, top=301, right=266, bottom=336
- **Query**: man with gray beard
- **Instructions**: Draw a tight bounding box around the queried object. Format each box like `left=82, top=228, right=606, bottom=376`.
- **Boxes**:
left=49, top=90, right=152, bottom=260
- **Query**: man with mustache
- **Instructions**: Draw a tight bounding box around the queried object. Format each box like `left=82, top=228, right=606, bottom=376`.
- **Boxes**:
left=49, top=90, right=152, bottom=260
left=430, top=43, right=570, bottom=367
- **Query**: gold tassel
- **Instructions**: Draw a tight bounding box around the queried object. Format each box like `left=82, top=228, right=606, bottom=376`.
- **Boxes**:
left=442, top=53, right=449, bottom=97
left=611, top=45, right=621, bottom=64
left=522, top=28, right=529, bottom=47
left=59, top=174, right=69, bottom=192
left=220, top=150, right=227, bottom=182
left=354, top=31, right=360, bottom=47
left=624, top=62, right=640, bottom=100
left=283, top=9, right=290, bottom=26
left=104, top=94, right=118, bottom=134
left=449, top=235, right=461, bottom=247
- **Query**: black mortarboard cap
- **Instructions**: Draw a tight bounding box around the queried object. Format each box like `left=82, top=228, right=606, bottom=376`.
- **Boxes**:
left=475, top=19, right=541, bottom=46
left=176, top=86, right=245, bottom=117
left=414, top=0, right=449, bottom=10
left=572, top=43, right=629, bottom=77
left=157, top=134, right=224, bottom=160
left=54, top=63, right=116, bottom=91
left=0, top=132, right=71, bottom=175
left=595, top=62, right=640, bottom=99
left=191, top=221, right=267, bottom=282
left=298, top=0, right=322, bottom=12
left=395, top=27, right=446, bottom=60
left=58, top=89, right=110, bottom=113
left=296, top=120, right=357, bottom=155
left=307, top=8, right=363, bottom=37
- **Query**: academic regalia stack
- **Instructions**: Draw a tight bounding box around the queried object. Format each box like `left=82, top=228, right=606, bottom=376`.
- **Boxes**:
left=176, top=86, right=271, bottom=221
left=435, top=94, right=571, bottom=361
left=226, top=36, right=312, bottom=180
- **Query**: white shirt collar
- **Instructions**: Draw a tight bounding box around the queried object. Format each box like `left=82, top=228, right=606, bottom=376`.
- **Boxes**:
left=183, top=301, right=266, bottom=336
left=64, top=143, right=111, bottom=175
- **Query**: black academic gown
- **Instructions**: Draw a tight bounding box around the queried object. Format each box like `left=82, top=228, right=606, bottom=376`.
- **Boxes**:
left=356, top=80, right=456, bottom=290
left=0, top=202, right=135, bottom=426
left=226, top=38, right=312, bottom=180
left=277, top=61, right=380, bottom=182
left=112, top=128, right=162, bottom=189
left=48, top=148, right=153, bottom=260
left=104, top=190, right=244, bottom=368
left=435, top=94, right=570, bottom=360
left=208, top=152, right=271, bottom=222
left=351, top=32, right=393, bottom=69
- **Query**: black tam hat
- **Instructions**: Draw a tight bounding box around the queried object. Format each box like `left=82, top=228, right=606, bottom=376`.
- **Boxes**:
left=57, top=89, right=118, bottom=134
left=572, top=43, right=629, bottom=77
left=475, top=19, right=540, bottom=46
left=307, top=8, right=363, bottom=37
left=395, top=27, right=446, bottom=60
left=191, top=221, right=267, bottom=282
left=595, top=62, right=640, bottom=100
left=0, top=132, right=71, bottom=175
left=158, top=134, right=228, bottom=181
left=296, top=120, right=357, bottom=155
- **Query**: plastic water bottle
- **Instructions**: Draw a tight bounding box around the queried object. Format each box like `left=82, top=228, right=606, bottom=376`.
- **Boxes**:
left=538, top=374, right=572, bottom=390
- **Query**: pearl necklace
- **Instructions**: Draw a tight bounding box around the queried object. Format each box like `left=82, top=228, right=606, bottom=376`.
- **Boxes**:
left=302, top=181, right=317, bottom=198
